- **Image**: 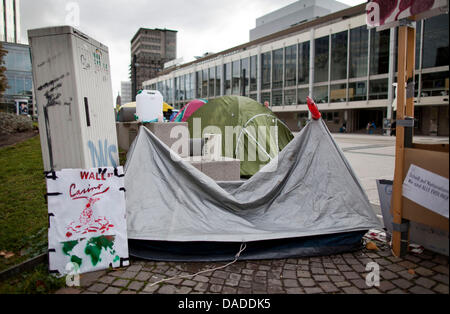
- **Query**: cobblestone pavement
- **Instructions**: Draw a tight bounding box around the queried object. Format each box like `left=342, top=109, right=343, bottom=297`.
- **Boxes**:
left=56, top=239, right=449, bottom=294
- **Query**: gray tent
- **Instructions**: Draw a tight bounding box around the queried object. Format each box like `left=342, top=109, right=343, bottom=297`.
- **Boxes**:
left=124, top=119, right=381, bottom=261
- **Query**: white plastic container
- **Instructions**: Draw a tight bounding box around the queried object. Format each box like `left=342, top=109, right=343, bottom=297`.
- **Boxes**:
left=136, top=90, right=163, bottom=123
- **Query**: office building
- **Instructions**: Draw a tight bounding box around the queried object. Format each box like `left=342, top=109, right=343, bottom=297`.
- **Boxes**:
left=143, top=3, right=449, bottom=136
left=130, top=28, right=177, bottom=100
left=121, top=80, right=132, bottom=105
left=1, top=0, right=21, bottom=44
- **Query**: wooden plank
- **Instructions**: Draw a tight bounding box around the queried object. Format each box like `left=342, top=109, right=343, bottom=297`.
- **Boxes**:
left=412, top=143, right=449, bottom=153
left=391, top=25, right=408, bottom=257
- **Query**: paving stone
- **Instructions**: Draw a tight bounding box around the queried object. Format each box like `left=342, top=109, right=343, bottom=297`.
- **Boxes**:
left=387, top=289, right=407, bottom=294
left=255, top=270, right=267, bottom=277
left=209, top=277, right=225, bottom=285
left=318, top=282, right=339, bottom=293
left=194, top=282, right=209, bottom=292
left=380, top=270, right=398, bottom=280
left=212, top=270, right=229, bottom=279
left=242, top=269, right=254, bottom=275
left=414, top=267, right=435, bottom=277
left=55, top=288, right=82, bottom=294
left=229, top=273, right=241, bottom=281
left=282, top=270, right=297, bottom=279
left=342, top=271, right=360, bottom=280
left=365, top=288, right=382, bottom=294
left=222, top=286, right=238, bottom=294
left=128, top=281, right=145, bottom=291
left=165, top=278, right=183, bottom=285
left=378, top=281, right=396, bottom=292
left=286, top=288, right=304, bottom=294
left=325, top=269, right=340, bottom=275
left=299, top=278, right=316, bottom=287
left=408, top=286, right=436, bottom=294
left=398, top=270, right=417, bottom=280
left=323, top=263, right=337, bottom=269
left=329, top=275, right=345, bottom=282
left=127, top=265, right=143, bottom=272
left=142, top=283, right=160, bottom=293
left=120, top=271, right=138, bottom=279
left=392, top=278, right=413, bottom=290
left=283, top=279, right=299, bottom=287
left=335, top=281, right=351, bottom=288
left=432, top=255, right=448, bottom=265
left=284, top=263, right=297, bottom=270
left=112, top=279, right=129, bottom=288
left=351, top=279, right=370, bottom=290
left=103, top=287, right=121, bottom=294
left=432, top=273, right=449, bottom=285
left=297, top=259, right=309, bottom=265
left=238, top=288, right=253, bottom=294
left=297, top=270, right=311, bottom=278
left=313, top=275, right=329, bottom=282
left=121, top=290, right=137, bottom=294
left=194, top=275, right=209, bottom=283
left=415, top=277, right=436, bottom=289
left=87, top=283, right=108, bottom=293
left=433, top=265, right=449, bottom=275
left=210, top=284, right=222, bottom=293
left=135, top=271, right=152, bottom=281
left=181, top=279, right=197, bottom=287
left=311, top=267, right=325, bottom=275
left=98, top=276, right=116, bottom=284
left=240, top=281, right=252, bottom=288
left=433, top=284, right=449, bottom=294
left=242, top=274, right=253, bottom=281
left=385, top=264, right=405, bottom=272
left=158, top=285, right=177, bottom=294
left=337, top=264, right=352, bottom=272
left=342, top=287, right=363, bottom=294
left=304, top=287, right=323, bottom=294
left=310, top=262, right=322, bottom=268
left=80, top=270, right=106, bottom=287
left=175, top=287, right=193, bottom=294
left=225, top=279, right=240, bottom=287
left=419, top=260, right=437, bottom=269
left=374, top=258, right=392, bottom=266
left=398, top=261, right=417, bottom=269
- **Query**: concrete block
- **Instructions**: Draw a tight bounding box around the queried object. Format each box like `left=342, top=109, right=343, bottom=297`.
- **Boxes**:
left=182, top=156, right=240, bottom=181
left=116, top=122, right=139, bottom=151
left=144, top=122, right=189, bottom=157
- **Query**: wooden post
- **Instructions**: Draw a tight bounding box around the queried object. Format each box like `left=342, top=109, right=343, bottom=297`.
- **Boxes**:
left=391, top=23, right=416, bottom=257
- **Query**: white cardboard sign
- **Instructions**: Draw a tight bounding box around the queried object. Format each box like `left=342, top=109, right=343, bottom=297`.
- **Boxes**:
left=403, top=164, right=449, bottom=219
left=46, top=167, right=129, bottom=275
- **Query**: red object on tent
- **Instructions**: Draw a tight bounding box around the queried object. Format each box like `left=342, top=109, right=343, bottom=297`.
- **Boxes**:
left=171, top=99, right=208, bottom=122
left=307, top=96, right=321, bottom=120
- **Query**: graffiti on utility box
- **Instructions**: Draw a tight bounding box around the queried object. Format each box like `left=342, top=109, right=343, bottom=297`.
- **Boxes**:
left=88, top=139, right=118, bottom=168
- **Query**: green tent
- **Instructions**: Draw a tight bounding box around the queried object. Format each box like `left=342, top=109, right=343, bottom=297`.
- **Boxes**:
left=187, top=96, right=294, bottom=177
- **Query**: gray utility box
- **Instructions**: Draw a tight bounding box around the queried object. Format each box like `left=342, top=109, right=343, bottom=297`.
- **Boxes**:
left=29, top=26, right=119, bottom=171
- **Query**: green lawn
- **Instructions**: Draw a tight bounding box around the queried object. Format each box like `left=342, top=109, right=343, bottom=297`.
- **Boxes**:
left=0, top=135, right=48, bottom=272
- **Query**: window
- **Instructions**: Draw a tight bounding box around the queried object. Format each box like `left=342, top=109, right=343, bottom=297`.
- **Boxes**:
left=422, top=14, right=449, bottom=68
left=202, top=69, right=208, bottom=98
left=369, top=79, right=388, bottom=100
left=224, top=63, right=231, bottom=95
left=285, top=45, right=297, bottom=87
left=250, top=55, right=257, bottom=92
left=232, top=60, right=240, bottom=95
left=196, top=71, right=201, bottom=98
left=272, top=49, right=283, bottom=89
left=241, top=58, right=250, bottom=96
left=261, top=52, right=271, bottom=90
left=314, top=36, right=329, bottom=83
left=349, top=26, right=368, bottom=78
left=284, top=89, right=296, bottom=106
left=331, top=31, right=348, bottom=81
left=421, top=72, right=449, bottom=97
left=298, top=41, right=310, bottom=84
left=208, top=67, right=215, bottom=97
left=297, top=88, right=309, bottom=104
left=330, top=84, right=347, bottom=102
left=348, top=81, right=367, bottom=101
left=215, top=65, right=222, bottom=96
left=272, top=90, right=282, bottom=106
left=370, top=29, right=390, bottom=75
left=314, top=86, right=328, bottom=103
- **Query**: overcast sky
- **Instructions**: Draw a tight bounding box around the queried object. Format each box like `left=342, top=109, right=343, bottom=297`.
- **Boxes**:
left=20, top=0, right=364, bottom=100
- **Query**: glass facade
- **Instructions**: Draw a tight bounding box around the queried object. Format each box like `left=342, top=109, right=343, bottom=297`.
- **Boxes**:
left=349, top=26, right=368, bottom=78
left=370, top=29, right=390, bottom=75
left=146, top=12, right=448, bottom=121
left=314, top=36, right=329, bottom=83
left=3, top=43, right=33, bottom=98
left=331, top=31, right=348, bottom=81
left=285, top=45, right=296, bottom=87
left=422, top=14, right=449, bottom=68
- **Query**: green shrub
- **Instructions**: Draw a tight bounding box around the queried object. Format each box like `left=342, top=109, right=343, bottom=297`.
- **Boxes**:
left=0, top=112, right=33, bottom=135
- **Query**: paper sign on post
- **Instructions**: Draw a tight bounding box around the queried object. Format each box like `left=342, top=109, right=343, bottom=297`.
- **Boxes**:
left=46, top=167, right=129, bottom=276
left=402, top=164, right=449, bottom=219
